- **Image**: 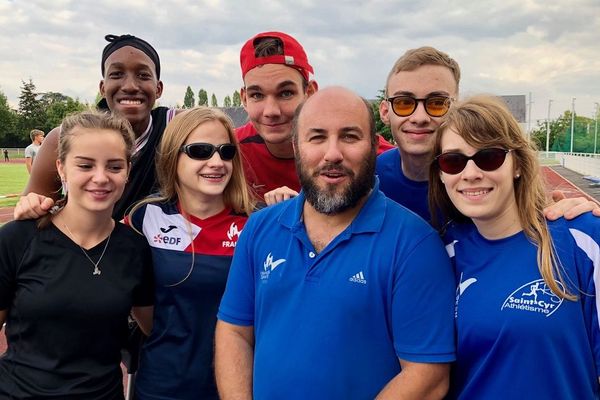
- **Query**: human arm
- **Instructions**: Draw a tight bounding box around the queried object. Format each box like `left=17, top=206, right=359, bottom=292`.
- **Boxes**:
left=214, top=321, right=254, bottom=400
left=263, top=186, right=298, bottom=206
left=13, top=193, right=56, bottom=220
left=25, top=157, right=32, bottom=174
left=376, top=360, right=450, bottom=399
left=23, top=127, right=62, bottom=198
left=544, top=190, right=600, bottom=220
left=131, top=306, right=153, bottom=336
left=14, top=127, right=62, bottom=220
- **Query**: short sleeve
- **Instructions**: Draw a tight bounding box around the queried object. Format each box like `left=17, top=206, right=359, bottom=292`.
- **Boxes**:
left=132, top=236, right=154, bottom=307
left=392, top=231, right=456, bottom=363
left=568, top=213, right=600, bottom=375
left=217, top=215, right=257, bottom=326
left=0, top=221, right=34, bottom=310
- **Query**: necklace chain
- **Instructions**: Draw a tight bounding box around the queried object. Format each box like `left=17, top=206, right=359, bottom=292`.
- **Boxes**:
left=62, top=221, right=111, bottom=276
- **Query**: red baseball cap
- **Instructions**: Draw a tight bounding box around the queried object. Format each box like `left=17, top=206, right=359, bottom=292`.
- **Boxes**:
left=240, top=31, right=314, bottom=82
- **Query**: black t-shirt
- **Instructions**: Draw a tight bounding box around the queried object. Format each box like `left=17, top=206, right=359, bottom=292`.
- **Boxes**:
left=112, top=107, right=170, bottom=221
left=0, top=220, right=154, bottom=399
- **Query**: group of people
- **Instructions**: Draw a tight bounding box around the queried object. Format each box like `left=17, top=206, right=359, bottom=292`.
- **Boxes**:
left=0, top=30, right=599, bottom=400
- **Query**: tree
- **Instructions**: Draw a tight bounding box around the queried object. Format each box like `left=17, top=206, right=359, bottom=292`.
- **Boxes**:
left=183, top=86, right=195, bottom=108
left=17, top=79, right=46, bottom=145
left=211, top=93, right=218, bottom=107
left=42, top=92, right=86, bottom=131
left=198, top=89, right=208, bottom=106
left=0, top=89, right=18, bottom=146
left=531, top=110, right=596, bottom=153
left=232, top=90, right=242, bottom=107
left=223, top=95, right=232, bottom=107
left=371, top=89, right=393, bottom=143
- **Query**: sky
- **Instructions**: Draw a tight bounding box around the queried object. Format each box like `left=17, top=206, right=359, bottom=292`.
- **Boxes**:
left=1, top=0, right=599, bottom=130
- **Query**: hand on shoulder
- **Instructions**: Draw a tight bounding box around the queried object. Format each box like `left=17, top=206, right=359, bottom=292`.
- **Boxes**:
left=13, top=193, right=55, bottom=220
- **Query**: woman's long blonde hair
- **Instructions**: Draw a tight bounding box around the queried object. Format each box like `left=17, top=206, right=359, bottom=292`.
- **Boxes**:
left=428, top=95, right=575, bottom=300
left=129, top=107, right=254, bottom=219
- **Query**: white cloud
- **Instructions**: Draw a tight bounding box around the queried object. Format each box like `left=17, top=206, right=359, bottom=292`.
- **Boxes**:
left=0, top=0, right=598, bottom=125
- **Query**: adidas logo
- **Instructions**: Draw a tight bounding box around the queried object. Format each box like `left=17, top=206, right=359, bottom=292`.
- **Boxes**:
left=349, top=271, right=367, bottom=285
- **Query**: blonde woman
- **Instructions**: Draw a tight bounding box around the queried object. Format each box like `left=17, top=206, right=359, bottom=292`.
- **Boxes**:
left=0, top=111, right=153, bottom=399
left=126, top=107, right=254, bottom=399
left=429, top=95, right=600, bottom=399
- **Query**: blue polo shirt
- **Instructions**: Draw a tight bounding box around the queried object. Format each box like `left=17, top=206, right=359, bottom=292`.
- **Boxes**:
left=218, top=182, right=455, bottom=399
left=376, top=148, right=431, bottom=223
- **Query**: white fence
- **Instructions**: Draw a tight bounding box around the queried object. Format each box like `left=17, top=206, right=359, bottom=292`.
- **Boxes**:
left=539, top=152, right=600, bottom=177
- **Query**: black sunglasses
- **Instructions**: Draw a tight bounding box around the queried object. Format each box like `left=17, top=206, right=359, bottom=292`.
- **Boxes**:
left=180, top=143, right=237, bottom=161
left=435, top=148, right=511, bottom=175
left=387, top=95, right=453, bottom=117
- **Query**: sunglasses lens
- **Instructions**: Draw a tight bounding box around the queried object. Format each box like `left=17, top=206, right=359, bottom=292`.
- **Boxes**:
left=437, top=153, right=468, bottom=174
left=219, top=144, right=237, bottom=161
left=425, top=97, right=451, bottom=117
left=438, top=149, right=508, bottom=174
left=473, top=148, right=508, bottom=171
left=186, top=143, right=215, bottom=159
left=391, top=97, right=416, bottom=116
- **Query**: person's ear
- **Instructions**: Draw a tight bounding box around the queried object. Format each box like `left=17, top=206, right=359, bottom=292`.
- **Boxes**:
left=155, top=80, right=164, bottom=99
left=56, top=159, right=65, bottom=182
left=306, top=80, right=318, bottom=97
left=379, top=100, right=391, bottom=126
left=99, top=80, right=106, bottom=98
left=240, top=86, right=248, bottom=110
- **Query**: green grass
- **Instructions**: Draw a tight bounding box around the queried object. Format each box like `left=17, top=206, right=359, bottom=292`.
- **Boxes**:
left=0, top=163, right=29, bottom=207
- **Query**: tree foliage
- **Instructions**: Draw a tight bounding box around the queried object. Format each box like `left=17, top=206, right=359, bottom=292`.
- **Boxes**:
left=531, top=110, right=599, bottom=153
left=42, top=92, right=86, bottom=131
left=211, top=93, right=218, bottom=107
left=232, top=90, right=242, bottom=107
left=0, top=80, right=87, bottom=147
left=183, top=86, right=195, bottom=108
left=371, top=89, right=393, bottom=143
left=0, top=90, right=18, bottom=146
left=198, top=89, right=208, bottom=106
left=223, top=95, right=232, bottom=107
left=18, top=79, right=46, bottom=136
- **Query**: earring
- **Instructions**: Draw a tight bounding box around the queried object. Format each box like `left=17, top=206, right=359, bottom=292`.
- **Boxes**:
left=61, top=178, right=68, bottom=194
left=515, top=174, right=520, bottom=179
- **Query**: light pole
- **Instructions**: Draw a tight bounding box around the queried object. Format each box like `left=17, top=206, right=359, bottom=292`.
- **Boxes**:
left=570, top=97, right=576, bottom=153
left=595, top=102, right=599, bottom=154
left=545, top=99, right=553, bottom=155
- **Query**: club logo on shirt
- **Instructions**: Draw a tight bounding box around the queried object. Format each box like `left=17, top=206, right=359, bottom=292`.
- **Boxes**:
left=501, top=279, right=564, bottom=317
left=260, top=252, right=286, bottom=281
left=455, top=272, right=477, bottom=318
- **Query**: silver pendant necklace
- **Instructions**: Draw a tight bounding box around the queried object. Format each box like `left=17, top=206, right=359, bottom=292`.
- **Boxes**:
left=62, top=221, right=111, bottom=276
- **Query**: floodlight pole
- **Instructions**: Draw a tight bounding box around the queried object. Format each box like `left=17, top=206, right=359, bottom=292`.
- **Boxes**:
left=594, top=102, right=599, bottom=154
left=570, top=98, right=576, bottom=153
left=545, top=99, right=553, bottom=156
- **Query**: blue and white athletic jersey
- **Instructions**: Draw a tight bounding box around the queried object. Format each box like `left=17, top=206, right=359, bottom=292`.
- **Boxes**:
left=446, top=213, right=600, bottom=399
left=218, top=181, right=455, bottom=399
left=376, top=148, right=431, bottom=222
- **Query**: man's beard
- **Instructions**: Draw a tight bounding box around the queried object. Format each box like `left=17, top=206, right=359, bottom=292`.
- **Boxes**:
left=297, top=151, right=376, bottom=215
